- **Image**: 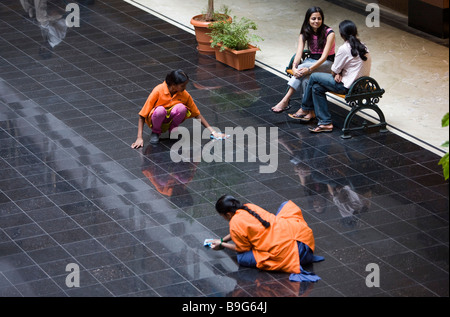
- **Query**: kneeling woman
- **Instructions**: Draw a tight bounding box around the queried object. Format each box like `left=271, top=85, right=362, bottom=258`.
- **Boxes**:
left=131, top=69, right=224, bottom=147
left=210, top=195, right=324, bottom=282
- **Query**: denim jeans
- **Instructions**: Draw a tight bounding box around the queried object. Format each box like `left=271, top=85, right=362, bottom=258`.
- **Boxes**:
left=288, top=58, right=333, bottom=99
left=301, top=72, right=348, bottom=126
left=236, top=241, right=317, bottom=268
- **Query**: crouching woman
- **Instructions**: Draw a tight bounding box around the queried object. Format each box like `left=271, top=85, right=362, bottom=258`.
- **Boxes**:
left=210, top=195, right=324, bottom=282
left=131, top=69, right=224, bottom=147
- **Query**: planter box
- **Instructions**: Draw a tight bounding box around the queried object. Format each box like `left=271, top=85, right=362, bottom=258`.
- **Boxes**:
left=190, top=14, right=232, bottom=55
left=213, top=44, right=260, bottom=71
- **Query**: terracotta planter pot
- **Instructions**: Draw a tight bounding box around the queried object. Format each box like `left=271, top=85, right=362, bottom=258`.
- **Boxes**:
left=213, top=44, right=260, bottom=71
left=190, top=14, right=231, bottom=55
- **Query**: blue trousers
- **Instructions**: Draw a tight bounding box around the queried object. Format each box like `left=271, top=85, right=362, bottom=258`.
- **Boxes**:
left=236, top=241, right=318, bottom=268
left=301, top=72, right=348, bottom=126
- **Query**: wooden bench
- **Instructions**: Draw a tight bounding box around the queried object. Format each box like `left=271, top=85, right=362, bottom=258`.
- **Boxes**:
left=286, top=54, right=388, bottom=139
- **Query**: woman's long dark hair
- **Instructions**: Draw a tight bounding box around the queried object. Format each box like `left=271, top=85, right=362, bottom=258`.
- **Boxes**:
left=216, top=195, right=270, bottom=228
left=339, top=20, right=368, bottom=61
left=300, top=7, right=329, bottom=51
left=165, top=69, right=189, bottom=86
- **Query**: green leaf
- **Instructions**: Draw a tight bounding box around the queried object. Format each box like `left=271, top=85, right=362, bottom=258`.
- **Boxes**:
left=442, top=112, right=449, bottom=127
left=438, top=152, right=449, bottom=180
left=208, top=16, right=263, bottom=51
left=438, top=112, right=449, bottom=180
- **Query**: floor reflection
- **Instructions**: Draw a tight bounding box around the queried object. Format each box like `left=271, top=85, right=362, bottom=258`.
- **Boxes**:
left=19, top=0, right=71, bottom=58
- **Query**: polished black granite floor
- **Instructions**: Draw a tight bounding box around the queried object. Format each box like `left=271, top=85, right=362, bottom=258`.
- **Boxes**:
left=0, top=0, right=448, bottom=298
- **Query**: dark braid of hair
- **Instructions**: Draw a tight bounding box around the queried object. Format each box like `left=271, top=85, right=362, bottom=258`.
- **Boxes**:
left=241, top=205, right=270, bottom=228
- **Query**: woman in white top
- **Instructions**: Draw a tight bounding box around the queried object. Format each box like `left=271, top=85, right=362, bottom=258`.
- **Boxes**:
left=297, top=20, right=371, bottom=132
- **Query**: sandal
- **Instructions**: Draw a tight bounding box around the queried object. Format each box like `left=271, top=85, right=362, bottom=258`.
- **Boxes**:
left=288, top=113, right=306, bottom=120
left=309, top=125, right=333, bottom=133
left=288, top=111, right=315, bottom=122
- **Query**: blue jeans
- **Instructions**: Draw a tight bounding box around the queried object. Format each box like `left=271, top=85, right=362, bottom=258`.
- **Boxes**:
left=301, top=72, right=348, bottom=126
left=288, top=58, right=334, bottom=98
left=236, top=241, right=317, bottom=268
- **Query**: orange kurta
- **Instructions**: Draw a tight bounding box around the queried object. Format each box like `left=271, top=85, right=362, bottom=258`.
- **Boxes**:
left=229, top=201, right=315, bottom=274
left=139, top=82, right=201, bottom=128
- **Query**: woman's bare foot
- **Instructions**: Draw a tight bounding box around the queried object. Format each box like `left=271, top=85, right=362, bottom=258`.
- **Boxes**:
left=308, top=124, right=333, bottom=133
left=288, top=109, right=315, bottom=121
left=294, top=109, right=310, bottom=117
left=271, top=100, right=291, bottom=113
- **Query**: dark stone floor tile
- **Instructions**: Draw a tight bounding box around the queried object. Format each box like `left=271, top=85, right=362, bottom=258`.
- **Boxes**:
left=14, top=278, right=63, bottom=297
left=140, top=268, right=186, bottom=289
left=102, top=276, right=152, bottom=296
left=153, top=281, right=202, bottom=297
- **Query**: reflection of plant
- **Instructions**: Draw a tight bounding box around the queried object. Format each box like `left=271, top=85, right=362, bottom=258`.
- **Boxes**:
left=439, top=112, right=449, bottom=180
left=208, top=86, right=259, bottom=111
left=208, top=16, right=263, bottom=51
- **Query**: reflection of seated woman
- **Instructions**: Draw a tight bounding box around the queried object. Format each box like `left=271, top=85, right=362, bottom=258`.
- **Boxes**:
left=328, top=184, right=369, bottom=227
left=210, top=195, right=324, bottom=282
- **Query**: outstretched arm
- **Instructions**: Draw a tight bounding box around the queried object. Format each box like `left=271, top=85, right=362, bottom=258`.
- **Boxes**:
left=131, top=116, right=145, bottom=148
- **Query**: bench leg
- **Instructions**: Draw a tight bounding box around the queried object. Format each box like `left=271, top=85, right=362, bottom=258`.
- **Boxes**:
left=341, top=105, right=388, bottom=139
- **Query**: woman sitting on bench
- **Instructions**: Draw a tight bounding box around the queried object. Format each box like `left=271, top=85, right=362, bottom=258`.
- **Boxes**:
left=294, top=20, right=372, bottom=133
left=271, top=6, right=335, bottom=113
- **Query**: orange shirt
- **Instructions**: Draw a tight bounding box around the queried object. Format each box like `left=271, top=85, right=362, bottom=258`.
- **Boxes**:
left=138, top=82, right=201, bottom=127
left=229, top=201, right=315, bottom=274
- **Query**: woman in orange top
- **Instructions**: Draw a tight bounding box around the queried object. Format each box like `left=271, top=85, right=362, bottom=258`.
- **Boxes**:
left=210, top=195, right=324, bottom=282
left=131, top=69, right=224, bottom=147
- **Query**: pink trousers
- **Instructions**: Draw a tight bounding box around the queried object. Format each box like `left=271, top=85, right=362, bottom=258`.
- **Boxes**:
left=151, top=103, right=187, bottom=134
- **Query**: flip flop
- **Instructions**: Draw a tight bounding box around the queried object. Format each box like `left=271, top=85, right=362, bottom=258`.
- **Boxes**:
left=288, top=113, right=316, bottom=122
left=309, top=125, right=333, bottom=133
left=288, top=113, right=306, bottom=120
left=299, top=116, right=316, bottom=122
left=271, top=104, right=291, bottom=113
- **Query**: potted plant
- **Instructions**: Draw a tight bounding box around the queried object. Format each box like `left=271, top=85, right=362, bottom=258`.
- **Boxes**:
left=190, top=1, right=231, bottom=55
left=208, top=16, right=263, bottom=71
